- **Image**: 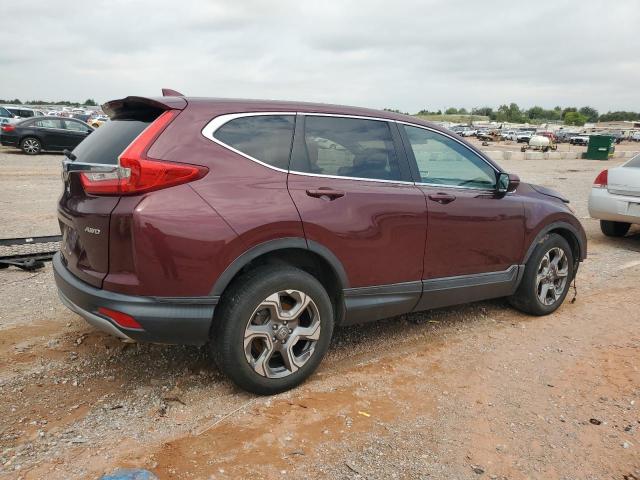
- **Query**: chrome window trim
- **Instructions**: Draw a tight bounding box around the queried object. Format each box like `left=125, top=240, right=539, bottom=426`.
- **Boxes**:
left=201, top=111, right=296, bottom=174
left=414, top=181, right=496, bottom=192
left=201, top=111, right=414, bottom=185
left=289, top=170, right=414, bottom=185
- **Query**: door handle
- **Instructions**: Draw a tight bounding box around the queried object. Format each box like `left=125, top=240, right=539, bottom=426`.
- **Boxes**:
left=306, top=189, right=345, bottom=200
left=428, top=192, right=456, bottom=204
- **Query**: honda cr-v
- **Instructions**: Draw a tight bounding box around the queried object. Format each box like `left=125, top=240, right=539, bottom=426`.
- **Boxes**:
left=54, top=92, right=587, bottom=394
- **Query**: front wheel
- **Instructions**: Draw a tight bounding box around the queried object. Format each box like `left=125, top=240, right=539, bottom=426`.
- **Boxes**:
left=509, top=233, right=574, bottom=316
left=211, top=265, right=334, bottom=395
left=600, top=220, right=630, bottom=237
left=21, top=137, right=41, bottom=155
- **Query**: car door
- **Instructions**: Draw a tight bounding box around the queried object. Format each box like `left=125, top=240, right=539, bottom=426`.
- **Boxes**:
left=399, top=124, right=525, bottom=309
left=33, top=118, right=67, bottom=149
left=287, top=114, right=428, bottom=323
left=62, top=119, right=92, bottom=149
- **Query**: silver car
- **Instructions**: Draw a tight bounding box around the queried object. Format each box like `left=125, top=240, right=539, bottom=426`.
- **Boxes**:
left=588, top=154, right=640, bottom=236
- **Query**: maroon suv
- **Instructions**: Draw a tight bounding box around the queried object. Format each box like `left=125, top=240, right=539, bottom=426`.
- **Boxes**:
left=54, top=93, right=587, bottom=394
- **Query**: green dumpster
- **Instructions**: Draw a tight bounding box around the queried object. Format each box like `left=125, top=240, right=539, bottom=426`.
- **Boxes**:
left=583, top=135, right=615, bottom=160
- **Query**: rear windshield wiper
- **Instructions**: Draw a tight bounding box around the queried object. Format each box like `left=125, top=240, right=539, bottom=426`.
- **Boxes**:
left=63, top=149, right=77, bottom=161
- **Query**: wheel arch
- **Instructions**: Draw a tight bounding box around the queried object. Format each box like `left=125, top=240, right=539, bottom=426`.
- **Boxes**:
left=210, top=238, right=349, bottom=325
left=19, top=134, right=43, bottom=147
left=523, top=221, right=586, bottom=270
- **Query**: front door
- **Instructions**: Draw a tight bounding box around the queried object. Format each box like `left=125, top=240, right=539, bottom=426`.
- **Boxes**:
left=287, top=115, right=427, bottom=322
left=62, top=119, right=92, bottom=149
left=399, top=125, right=524, bottom=307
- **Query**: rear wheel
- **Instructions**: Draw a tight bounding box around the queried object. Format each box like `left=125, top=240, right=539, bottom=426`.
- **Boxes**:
left=509, top=233, right=574, bottom=316
left=21, top=137, right=41, bottom=155
left=600, top=220, right=630, bottom=237
left=211, top=265, right=334, bottom=395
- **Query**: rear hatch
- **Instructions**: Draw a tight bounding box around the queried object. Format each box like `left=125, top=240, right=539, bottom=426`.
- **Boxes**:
left=608, top=158, right=640, bottom=197
left=58, top=96, right=186, bottom=288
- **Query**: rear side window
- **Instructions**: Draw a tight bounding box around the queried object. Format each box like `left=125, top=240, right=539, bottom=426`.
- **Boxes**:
left=214, top=115, right=295, bottom=169
left=71, top=118, right=150, bottom=164
left=35, top=119, right=63, bottom=129
left=292, top=116, right=402, bottom=181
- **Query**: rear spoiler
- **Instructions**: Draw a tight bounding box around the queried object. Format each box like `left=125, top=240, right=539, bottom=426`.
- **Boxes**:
left=102, top=96, right=187, bottom=118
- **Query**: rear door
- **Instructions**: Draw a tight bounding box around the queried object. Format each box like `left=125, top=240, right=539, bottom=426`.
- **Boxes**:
left=287, top=114, right=427, bottom=300
left=33, top=118, right=67, bottom=149
left=58, top=116, right=153, bottom=287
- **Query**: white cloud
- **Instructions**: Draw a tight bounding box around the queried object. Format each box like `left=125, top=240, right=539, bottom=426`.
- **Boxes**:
left=1, top=0, right=639, bottom=112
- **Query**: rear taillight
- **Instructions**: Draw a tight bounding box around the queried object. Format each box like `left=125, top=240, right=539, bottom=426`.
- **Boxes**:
left=593, top=169, right=608, bottom=188
left=1, top=124, right=15, bottom=132
left=80, top=110, right=208, bottom=195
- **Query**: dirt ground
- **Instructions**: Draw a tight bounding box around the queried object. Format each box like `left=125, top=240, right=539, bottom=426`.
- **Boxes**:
left=0, top=144, right=639, bottom=480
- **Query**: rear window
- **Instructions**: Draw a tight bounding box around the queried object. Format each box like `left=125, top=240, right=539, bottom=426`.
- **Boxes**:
left=71, top=119, right=149, bottom=164
left=213, top=115, right=295, bottom=169
left=626, top=154, right=640, bottom=168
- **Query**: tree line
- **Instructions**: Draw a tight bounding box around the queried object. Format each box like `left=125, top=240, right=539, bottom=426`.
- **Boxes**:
left=0, top=99, right=98, bottom=107
left=393, top=104, right=640, bottom=126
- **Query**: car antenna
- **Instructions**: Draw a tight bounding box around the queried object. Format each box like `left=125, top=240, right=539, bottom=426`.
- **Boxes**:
left=63, top=149, right=76, bottom=161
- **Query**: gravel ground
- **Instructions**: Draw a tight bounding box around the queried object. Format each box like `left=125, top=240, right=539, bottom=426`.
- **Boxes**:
left=0, top=144, right=639, bottom=480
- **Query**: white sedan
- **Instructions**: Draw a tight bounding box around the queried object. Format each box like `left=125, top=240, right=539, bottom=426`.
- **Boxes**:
left=588, top=154, right=640, bottom=236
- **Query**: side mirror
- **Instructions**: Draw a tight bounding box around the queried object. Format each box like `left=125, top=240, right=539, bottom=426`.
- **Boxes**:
left=497, top=173, right=520, bottom=194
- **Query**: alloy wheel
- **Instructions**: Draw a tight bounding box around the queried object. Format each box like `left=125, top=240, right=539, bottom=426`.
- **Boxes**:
left=244, top=290, right=321, bottom=379
left=535, top=247, right=569, bottom=306
left=22, top=139, right=40, bottom=154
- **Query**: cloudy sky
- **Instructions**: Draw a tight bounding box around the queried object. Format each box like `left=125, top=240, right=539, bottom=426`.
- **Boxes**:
left=1, top=0, right=639, bottom=113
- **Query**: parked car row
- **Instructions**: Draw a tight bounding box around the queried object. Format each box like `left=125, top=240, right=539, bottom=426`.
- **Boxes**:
left=0, top=116, right=94, bottom=154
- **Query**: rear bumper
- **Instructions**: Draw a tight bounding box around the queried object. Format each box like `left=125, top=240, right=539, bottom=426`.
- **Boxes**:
left=588, top=188, right=640, bottom=224
left=0, top=134, right=19, bottom=147
left=53, top=252, right=218, bottom=345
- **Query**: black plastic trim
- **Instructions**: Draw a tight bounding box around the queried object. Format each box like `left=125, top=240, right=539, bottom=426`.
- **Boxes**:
left=417, top=265, right=522, bottom=311
left=53, top=253, right=216, bottom=345
left=209, top=237, right=349, bottom=296
left=342, top=281, right=422, bottom=325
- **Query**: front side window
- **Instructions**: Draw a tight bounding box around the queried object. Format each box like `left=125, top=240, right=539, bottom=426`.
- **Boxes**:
left=64, top=120, right=90, bottom=132
left=35, top=119, right=63, bottom=129
left=294, top=116, right=401, bottom=181
left=214, top=115, right=295, bottom=169
left=403, top=126, right=496, bottom=189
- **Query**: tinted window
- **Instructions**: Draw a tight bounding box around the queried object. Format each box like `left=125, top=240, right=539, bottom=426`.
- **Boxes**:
left=0, top=107, right=11, bottom=117
left=19, top=110, right=34, bottom=117
left=71, top=119, right=150, bottom=165
left=404, top=126, right=496, bottom=188
left=35, top=119, right=63, bottom=129
left=294, top=116, right=401, bottom=181
left=626, top=154, right=640, bottom=168
left=214, top=115, right=295, bottom=169
left=64, top=120, right=90, bottom=132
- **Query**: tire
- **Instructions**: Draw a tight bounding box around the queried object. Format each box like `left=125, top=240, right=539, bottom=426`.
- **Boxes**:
left=20, top=137, right=41, bottom=155
left=509, top=233, right=574, bottom=316
left=211, top=265, right=334, bottom=395
left=600, top=220, right=630, bottom=237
